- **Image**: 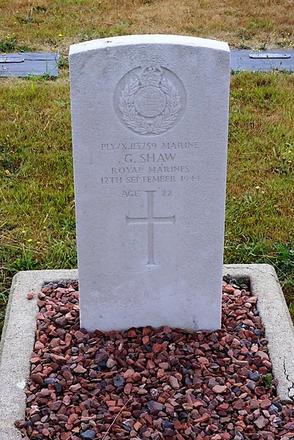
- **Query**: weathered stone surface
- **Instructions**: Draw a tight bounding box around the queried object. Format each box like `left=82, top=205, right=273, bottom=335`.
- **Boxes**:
left=69, top=35, right=230, bottom=331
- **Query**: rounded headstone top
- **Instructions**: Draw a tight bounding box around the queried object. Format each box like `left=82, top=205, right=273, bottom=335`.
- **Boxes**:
left=69, top=34, right=230, bottom=56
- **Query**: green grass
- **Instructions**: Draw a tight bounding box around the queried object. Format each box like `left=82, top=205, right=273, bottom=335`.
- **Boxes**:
left=225, top=73, right=294, bottom=317
left=0, top=79, right=76, bottom=329
left=0, top=36, right=32, bottom=52
left=0, top=73, right=293, bottom=334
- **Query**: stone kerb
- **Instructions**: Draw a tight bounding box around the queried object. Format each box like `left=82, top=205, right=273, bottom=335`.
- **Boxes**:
left=0, top=265, right=293, bottom=439
left=0, top=270, right=78, bottom=440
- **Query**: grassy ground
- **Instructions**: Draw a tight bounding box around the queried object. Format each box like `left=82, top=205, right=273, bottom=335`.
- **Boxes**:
left=0, top=0, right=293, bottom=52
left=0, top=1, right=293, bottom=333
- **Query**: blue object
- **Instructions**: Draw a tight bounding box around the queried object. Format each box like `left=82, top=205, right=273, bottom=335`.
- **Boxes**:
left=0, top=52, right=59, bottom=77
left=231, top=50, right=294, bottom=72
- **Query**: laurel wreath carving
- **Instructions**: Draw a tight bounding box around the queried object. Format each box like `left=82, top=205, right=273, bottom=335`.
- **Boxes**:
left=118, top=75, right=182, bottom=135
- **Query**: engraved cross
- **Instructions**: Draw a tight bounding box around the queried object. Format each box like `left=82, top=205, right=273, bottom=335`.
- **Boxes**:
left=126, top=190, right=175, bottom=265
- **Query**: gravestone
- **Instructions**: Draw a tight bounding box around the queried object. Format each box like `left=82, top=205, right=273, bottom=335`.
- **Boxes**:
left=231, top=49, right=294, bottom=72
left=69, top=35, right=230, bottom=331
left=0, top=52, right=59, bottom=77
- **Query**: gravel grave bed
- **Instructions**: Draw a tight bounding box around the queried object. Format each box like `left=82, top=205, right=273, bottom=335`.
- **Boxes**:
left=16, top=279, right=294, bottom=440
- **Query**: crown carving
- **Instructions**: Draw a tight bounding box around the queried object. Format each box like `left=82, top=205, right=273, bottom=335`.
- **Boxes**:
left=140, top=66, right=163, bottom=87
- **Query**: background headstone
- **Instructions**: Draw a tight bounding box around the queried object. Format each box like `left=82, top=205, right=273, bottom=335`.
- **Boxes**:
left=70, top=35, right=230, bottom=331
left=0, top=52, right=59, bottom=77
left=231, top=49, right=294, bottom=72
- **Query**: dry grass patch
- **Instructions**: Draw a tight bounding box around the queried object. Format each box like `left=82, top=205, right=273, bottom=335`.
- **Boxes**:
left=0, top=0, right=293, bottom=53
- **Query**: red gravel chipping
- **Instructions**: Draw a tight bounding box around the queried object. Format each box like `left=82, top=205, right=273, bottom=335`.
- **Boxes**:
left=16, top=278, right=294, bottom=440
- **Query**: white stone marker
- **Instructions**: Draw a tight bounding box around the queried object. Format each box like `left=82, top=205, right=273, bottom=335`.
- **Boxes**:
left=69, top=35, right=230, bottom=331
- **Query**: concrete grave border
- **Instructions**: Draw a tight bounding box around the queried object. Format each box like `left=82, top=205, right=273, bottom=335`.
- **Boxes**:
left=0, top=264, right=293, bottom=439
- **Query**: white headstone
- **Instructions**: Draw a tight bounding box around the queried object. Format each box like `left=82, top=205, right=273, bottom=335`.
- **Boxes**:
left=69, top=35, right=230, bottom=332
